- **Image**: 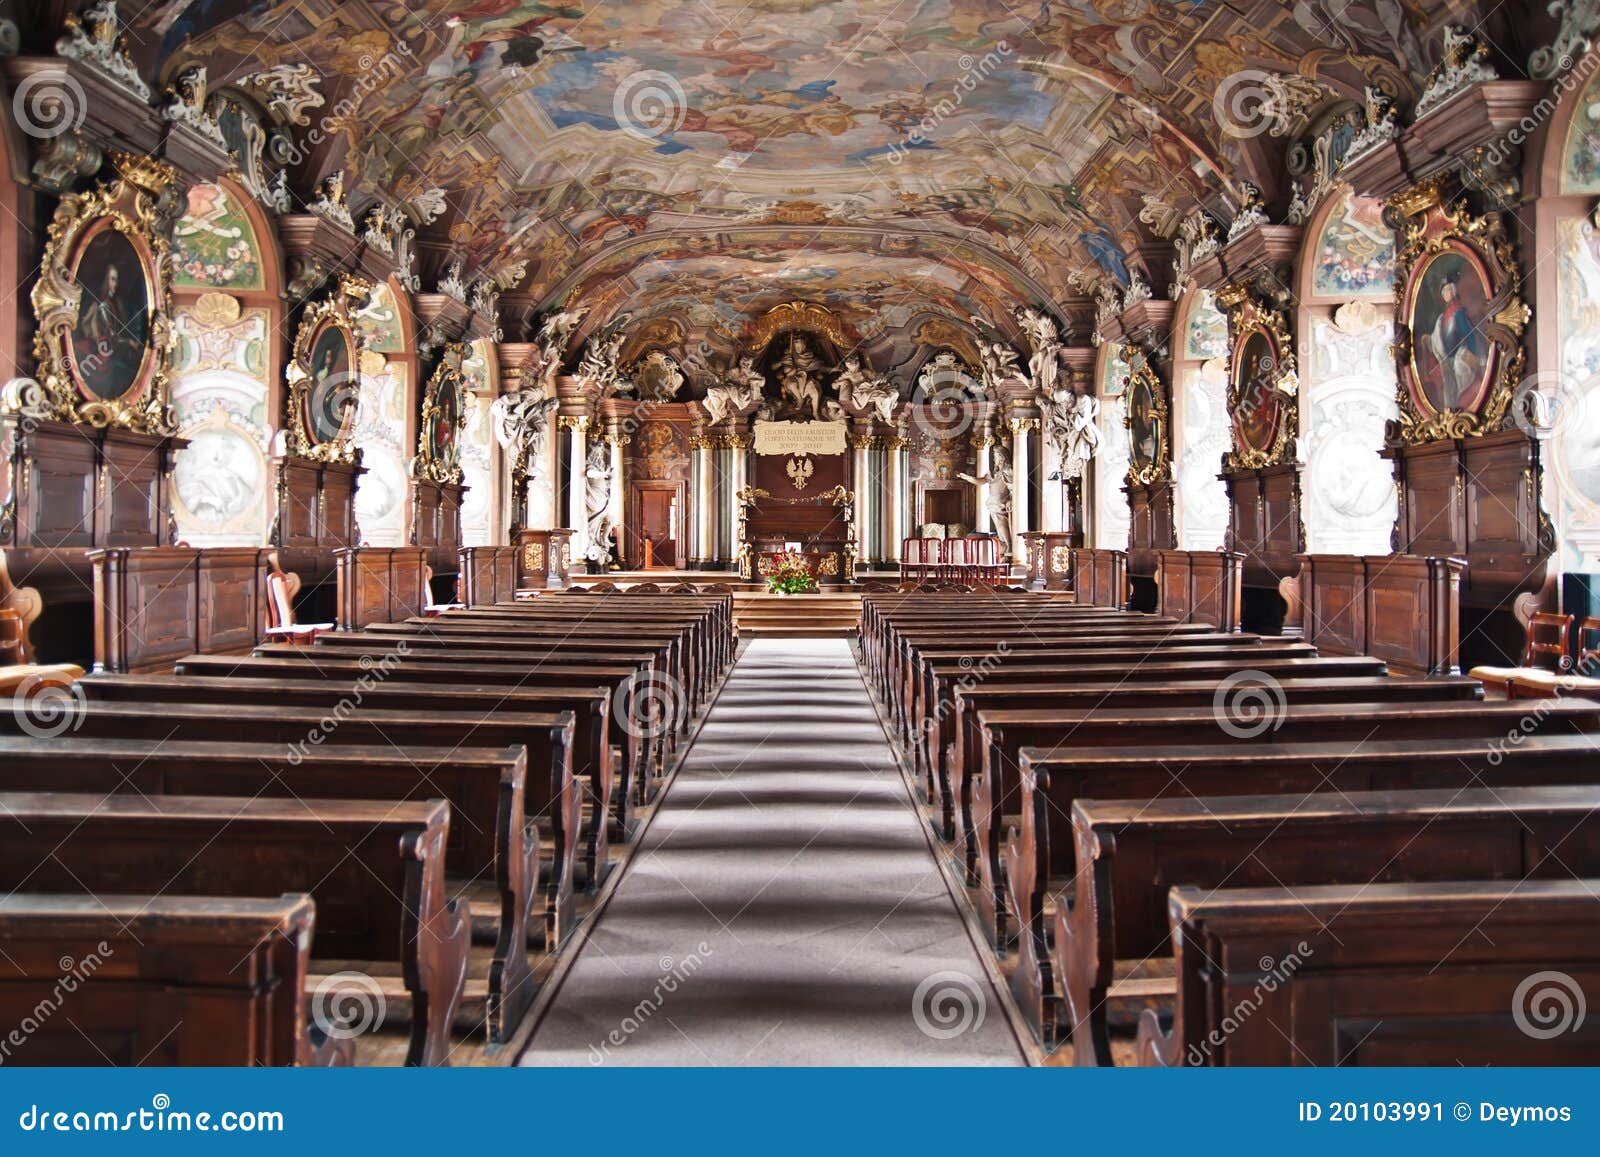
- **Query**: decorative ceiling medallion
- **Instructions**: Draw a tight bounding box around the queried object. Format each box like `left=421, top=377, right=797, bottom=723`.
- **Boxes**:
left=27, top=150, right=178, bottom=435
left=1219, top=285, right=1299, bottom=471
left=283, top=273, right=373, bottom=463
left=1387, top=180, right=1529, bottom=444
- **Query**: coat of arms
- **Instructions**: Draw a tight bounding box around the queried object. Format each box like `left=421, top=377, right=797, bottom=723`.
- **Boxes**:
left=786, top=454, right=814, bottom=491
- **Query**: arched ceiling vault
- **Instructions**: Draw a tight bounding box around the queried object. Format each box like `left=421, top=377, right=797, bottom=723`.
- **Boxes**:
left=114, top=0, right=1516, bottom=353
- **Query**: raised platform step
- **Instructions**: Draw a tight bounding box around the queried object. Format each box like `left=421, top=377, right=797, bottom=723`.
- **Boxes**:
left=731, top=591, right=863, bottom=637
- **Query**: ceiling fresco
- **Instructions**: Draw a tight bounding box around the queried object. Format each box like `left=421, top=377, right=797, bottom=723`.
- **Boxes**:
left=122, top=0, right=1496, bottom=361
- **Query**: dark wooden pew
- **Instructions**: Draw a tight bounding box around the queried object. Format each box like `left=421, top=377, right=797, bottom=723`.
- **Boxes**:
left=949, top=674, right=1484, bottom=831
left=1, top=695, right=581, bottom=947
left=76, top=672, right=614, bottom=891
left=174, top=652, right=649, bottom=838
left=1011, top=730, right=1600, bottom=1042
left=0, top=734, right=543, bottom=1045
left=0, top=893, right=352, bottom=1066
left=1138, top=879, right=1600, bottom=1065
left=990, top=694, right=1600, bottom=972
left=1058, top=782, right=1600, bottom=1064
left=938, top=653, right=1389, bottom=871
left=0, top=792, right=470, bottom=1066
left=437, top=596, right=733, bottom=691
left=362, top=621, right=703, bottom=716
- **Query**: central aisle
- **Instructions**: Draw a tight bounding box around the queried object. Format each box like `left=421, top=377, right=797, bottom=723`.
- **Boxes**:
left=519, top=638, right=1026, bottom=1066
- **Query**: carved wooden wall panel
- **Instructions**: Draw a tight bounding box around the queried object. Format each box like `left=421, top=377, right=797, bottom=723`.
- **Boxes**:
left=1295, top=553, right=1465, bottom=675
left=90, top=547, right=270, bottom=674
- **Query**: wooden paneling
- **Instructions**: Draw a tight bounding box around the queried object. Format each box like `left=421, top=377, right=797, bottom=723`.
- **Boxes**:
left=409, top=479, right=466, bottom=575
left=1293, top=553, right=1465, bottom=675
left=458, top=545, right=517, bottom=607
left=515, top=529, right=573, bottom=589
left=89, top=548, right=271, bottom=674
left=270, top=457, right=364, bottom=588
left=1156, top=550, right=1243, bottom=631
left=1069, top=548, right=1128, bottom=609
left=1384, top=431, right=1549, bottom=607
left=1222, top=463, right=1305, bottom=587
left=334, top=547, right=428, bottom=630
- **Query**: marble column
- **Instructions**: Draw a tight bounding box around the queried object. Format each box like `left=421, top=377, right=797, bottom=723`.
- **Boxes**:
left=973, top=428, right=993, bottom=534
left=1010, top=417, right=1037, bottom=560
left=563, top=415, right=589, bottom=562
left=726, top=433, right=751, bottom=570
left=605, top=422, right=627, bottom=565
left=887, top=435, right=908, bottom=560
left=851, top=433, right=871, bottom=565
left=689, top=434, right=710, bottom=567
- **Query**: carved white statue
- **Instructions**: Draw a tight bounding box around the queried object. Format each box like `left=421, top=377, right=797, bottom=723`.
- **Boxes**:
left=1013, top=306, right=1062, bottom=397
left=1044, top=383, right=1101, bottom=481
left=957, top=447, right=1014, bottom=559
left=583, top=442, right=616, bottom=565
left=535, top=305, right=587, bottom=392
left=834, top=354, right=899, bottom=424
left=774, top=335, right=825, bottom=421
left=701, top=357, right=765, bottom=425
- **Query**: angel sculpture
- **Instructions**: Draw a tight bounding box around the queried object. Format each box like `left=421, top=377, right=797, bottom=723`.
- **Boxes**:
left=1013, top=306, right=1062, bottom=397
left=1045, top=384, right=1101, bottom=481
left=701, top=357, right=766, bottom=425
left=535, top=305, right=588, bottom=391
left=834, top=354, right=900, bottom=424
left=974, top=336, right=1025, bottom=393
left=583, top=442, right=617, bottom=566
left=956, top=447, right=1014, bottom=560
left=489, top=390, right=558, bottom=456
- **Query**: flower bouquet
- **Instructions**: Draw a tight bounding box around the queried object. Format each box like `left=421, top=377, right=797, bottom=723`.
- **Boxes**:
left=765, top=550, right=818, bottom=595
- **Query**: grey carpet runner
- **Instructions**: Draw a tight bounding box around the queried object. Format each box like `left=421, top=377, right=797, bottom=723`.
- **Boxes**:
left=519, top=638, right=1026, bottom=1066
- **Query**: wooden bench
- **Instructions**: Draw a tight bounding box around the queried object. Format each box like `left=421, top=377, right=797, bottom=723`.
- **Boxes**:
left=938, top=653, right=1387, bottom=874
left=1138, top=880, right=1600, bottom=1065
left=0, top=792, right=470, bottom=1066
left=78, top=671, right=614, bottom=893
left=986, top=693, right=1597, bottom=957
left=0, top=734, right=545, bottom=1045
left=1011, top=730, right=1600, bottom=1042
left=1057, top=782, right=1600, bottom=1064
left=5, top=689, right=577, bottom=931
left=0, top=893, right=352, bottom=1066
left=174, top=652, right=648, bottom=841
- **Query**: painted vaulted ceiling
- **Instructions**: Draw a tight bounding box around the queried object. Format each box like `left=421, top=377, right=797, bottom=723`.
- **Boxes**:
left=119, top=0, right=1507, bottom=361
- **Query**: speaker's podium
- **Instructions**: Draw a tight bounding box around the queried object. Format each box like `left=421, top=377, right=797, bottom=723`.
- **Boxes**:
left=737, top=485, right=856, bottom=586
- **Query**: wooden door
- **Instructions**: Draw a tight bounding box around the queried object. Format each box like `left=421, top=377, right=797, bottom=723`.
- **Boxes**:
left=640, top=488, right=677, bottom=568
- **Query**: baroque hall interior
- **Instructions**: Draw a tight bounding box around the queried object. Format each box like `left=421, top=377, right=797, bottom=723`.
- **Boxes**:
left=0, top=0, right=1599, bottom=1072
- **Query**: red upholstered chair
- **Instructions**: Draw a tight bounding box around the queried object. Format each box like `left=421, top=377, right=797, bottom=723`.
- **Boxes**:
left=1470, top=611, right=1573, bottom=697
left=938, top=536, right=968, bottom=584
left=900, top=538, right=935, bottom=585
left=1509, top=616, right=1600, bottom=701
left=264, top=570, right=334, bottom=644
left=965, top=535, right=1001, bottom=586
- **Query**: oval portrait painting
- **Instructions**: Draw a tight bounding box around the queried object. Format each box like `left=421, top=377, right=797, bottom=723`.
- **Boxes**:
left=1233, top=329, right=1282, bottom=454
left=69, top=224, right=153, bottom=402
left=428, top=375, right=462, bottom=471
left=305, top=322, right=356, bottom=444
left=1128, top=377, right=1161, bottom=469
left=1408, top=246, right=1495, bottom=416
